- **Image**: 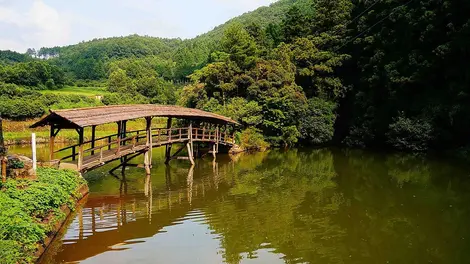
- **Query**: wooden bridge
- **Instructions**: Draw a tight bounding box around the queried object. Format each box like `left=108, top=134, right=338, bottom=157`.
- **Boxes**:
left=31, top=105, right=238, bottom=173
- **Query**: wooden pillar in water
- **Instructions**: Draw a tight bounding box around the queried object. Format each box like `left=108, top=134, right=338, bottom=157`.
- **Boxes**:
left=144, top=117, right=152, bottom=174
left=188, top=123, right=194, bottom=165
left=165, top=117, right=173, bottom=164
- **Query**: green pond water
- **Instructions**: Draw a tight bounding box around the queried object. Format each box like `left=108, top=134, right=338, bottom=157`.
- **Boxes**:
left=7, top=145, right=470, bottom=263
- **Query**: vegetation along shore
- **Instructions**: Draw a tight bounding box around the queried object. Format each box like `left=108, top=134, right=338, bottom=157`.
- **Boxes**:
left=0, top=167, right=88, bottom=263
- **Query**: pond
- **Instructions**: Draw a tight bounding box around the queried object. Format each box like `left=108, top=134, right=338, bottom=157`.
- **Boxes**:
left=8, top=145, right=470, bottom=263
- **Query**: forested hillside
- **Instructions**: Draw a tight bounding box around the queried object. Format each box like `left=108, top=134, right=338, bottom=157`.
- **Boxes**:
left=1, top=0, right=469, bottom=155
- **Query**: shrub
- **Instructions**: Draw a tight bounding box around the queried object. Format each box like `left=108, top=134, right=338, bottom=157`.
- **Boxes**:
left=298, top=98, right=337, bottom=145
left=386, top=116, right=433, bottom=152
left=239, top=127, right=269, bottom=151
left=0, top=168, right=86, bottom=263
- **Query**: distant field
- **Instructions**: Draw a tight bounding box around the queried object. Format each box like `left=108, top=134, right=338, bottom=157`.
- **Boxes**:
left=40, top=86, right=111, bottom=97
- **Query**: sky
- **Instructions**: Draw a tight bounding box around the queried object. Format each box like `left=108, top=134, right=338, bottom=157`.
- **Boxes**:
left=0, top=0, right=277, bottom=52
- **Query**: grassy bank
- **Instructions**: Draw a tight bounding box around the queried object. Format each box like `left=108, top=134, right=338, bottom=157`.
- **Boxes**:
left=39, top=86, right=111, bottom=97
left=0, top=168, right=87, bottom=263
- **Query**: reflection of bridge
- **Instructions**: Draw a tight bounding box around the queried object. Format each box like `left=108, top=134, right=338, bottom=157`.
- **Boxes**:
left=38, top=161, right=230, bottom=263
left=31, top=105, right=238, bottom=173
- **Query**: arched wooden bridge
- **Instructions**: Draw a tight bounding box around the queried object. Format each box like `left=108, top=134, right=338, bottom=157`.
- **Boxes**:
left=31, top=105, right=239, bottom=173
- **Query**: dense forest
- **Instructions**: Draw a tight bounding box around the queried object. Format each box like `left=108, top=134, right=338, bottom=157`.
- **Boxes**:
left=0, top=0, right=469, bottom=155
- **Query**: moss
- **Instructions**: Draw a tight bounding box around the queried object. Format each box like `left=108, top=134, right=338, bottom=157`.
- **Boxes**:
left=0, top=168, right=86, bottom=263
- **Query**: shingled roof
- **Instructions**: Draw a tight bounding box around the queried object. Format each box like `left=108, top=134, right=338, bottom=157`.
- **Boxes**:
left=30, top=105, right=238, bottom=129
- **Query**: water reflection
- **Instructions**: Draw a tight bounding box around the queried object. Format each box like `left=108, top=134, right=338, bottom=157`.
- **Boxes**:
left=38, top=148, right=470, bottom=264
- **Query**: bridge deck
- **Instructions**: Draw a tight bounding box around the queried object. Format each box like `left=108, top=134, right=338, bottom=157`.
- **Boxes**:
left=57, top=127, right=235, bottom=172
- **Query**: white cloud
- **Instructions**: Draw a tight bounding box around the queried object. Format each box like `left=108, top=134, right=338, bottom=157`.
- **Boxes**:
left=0, top=0, right=70, bottom=52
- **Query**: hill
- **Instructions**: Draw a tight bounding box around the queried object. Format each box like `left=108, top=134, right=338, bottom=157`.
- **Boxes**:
left=21, top=0, right=303, bottom=81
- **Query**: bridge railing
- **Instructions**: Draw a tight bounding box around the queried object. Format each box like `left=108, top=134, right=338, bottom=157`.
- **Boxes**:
left=53, top=126, right=236, bottom=166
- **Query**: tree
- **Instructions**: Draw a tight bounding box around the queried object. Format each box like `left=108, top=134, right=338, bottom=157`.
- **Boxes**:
left=220, top=24, right=258, bottom=70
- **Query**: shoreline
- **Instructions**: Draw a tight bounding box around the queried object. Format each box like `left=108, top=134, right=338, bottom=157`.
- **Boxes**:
left=34, top=183, right=89, bottom=263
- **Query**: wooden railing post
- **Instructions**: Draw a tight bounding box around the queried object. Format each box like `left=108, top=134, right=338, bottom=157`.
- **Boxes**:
left=100, top=148, right=103, bottom=163
left=116, top=136, right=121, bottom=155
left=91, top=125, right=96, bottom=155
left=78, top=144, right=84, bottom=171
left=72, top=146, right=76, bottom=161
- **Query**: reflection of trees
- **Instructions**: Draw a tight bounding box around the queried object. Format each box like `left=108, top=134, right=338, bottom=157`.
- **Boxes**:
left=204, top=149, right=348, bottom=264
left=332, top=149, right=470, bottom=264
left=205, top=149, right=470, bottom=264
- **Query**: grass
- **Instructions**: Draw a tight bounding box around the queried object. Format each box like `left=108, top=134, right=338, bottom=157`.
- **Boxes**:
left=40, top=86, right=112, bottom=97
left=0, top=168, right=86, bottom=263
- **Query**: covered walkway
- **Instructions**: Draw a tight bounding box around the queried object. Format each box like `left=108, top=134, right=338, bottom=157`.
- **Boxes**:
left=31, top=105, right=238, bottom=173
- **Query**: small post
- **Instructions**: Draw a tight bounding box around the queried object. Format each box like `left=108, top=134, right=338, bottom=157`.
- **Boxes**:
left=32, top=133, right=37, bottom=172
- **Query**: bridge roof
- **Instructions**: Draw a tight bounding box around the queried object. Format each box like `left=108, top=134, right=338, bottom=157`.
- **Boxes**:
left=30, top=104, right=238, bottom=129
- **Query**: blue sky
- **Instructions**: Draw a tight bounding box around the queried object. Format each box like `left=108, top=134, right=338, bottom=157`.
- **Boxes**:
left=0, top=0, right=277, bottom=52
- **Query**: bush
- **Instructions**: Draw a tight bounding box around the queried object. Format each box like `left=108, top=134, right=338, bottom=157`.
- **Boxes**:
left=298, top=98, right=337, bottom=145
left=238, top=127, right=269, bottom=151
left=386, top=116, right=433, bottom=152
left=0, top=98, right=46, bottom=120
left=0, top=168, right=86, bottom=263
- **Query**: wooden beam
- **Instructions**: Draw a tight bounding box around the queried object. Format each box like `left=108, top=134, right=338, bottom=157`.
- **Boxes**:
left=91, top=125, right=96, bottom=155
left=49, top=125, right=61, bottom=161
left=165, top=117, right=173, bottom=164
left=186, top=142, right=195, bottom=165
left=49, top=125, right=55, bottom=161
left=77, top=128, right=84, bottom=171
left=168, top=143, right=187, bottom=160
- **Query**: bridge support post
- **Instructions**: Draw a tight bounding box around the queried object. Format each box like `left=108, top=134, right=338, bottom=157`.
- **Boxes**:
left=144, top=117, right=152, bottom=174
left=165, top=117, right=173, bottom=164
left=49, top=125, right=61, bottom=161
left=91, top=125, right=96, bottom=155
left=77, top=128, right=84, bottom=171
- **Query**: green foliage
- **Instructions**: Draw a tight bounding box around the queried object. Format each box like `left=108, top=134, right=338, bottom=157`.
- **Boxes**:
left=386, top=116, right=433, bottom=152
left=238, top=127, right=269, bottom=150
left=0, top=50, right=32, bottom=65
left=0, top=60, right=66, bottom=88
left=299, top=98, right=337, bottom=145
left=102, top=93, right=149, bottom=105
left=0, top=168, right=85, bottom=263
left=0, top=82, right=101, bottom=120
